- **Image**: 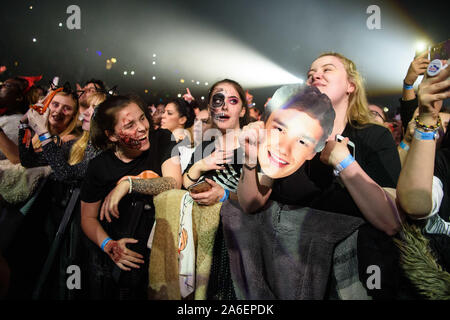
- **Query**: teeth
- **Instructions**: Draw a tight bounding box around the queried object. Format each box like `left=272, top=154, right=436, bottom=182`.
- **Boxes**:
left=270, top=152, right=288, bottom=165
left=214, top=113, right=228, bottom=120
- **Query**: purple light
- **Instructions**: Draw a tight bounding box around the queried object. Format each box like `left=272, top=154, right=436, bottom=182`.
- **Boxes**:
left=96, top=51, right=102, bottom=56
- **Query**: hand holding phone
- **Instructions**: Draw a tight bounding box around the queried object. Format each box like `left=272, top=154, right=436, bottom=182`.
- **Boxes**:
left=188, top=180, right=212, bottom=194
left=335, top=134, right=355, bottom=158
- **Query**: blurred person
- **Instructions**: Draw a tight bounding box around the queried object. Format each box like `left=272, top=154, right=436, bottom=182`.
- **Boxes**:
left=368, top=104, right=387, bottom=125
left=248, top=106, right=261, bottom=121
left=151, top=103, right=165, bottom=130
left=76, top=79, right=106, bottom=114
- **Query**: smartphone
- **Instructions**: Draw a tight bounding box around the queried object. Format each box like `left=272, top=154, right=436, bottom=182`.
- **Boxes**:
left=430, top=39, right=450, bottom=60
left=188, top=180, right=212, bottom=194
left=335, top=134, right=356, bottom=158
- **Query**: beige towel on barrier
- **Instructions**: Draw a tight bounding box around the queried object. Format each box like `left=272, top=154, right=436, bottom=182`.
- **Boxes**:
left=0, top=159, right=51, bottom=204
left=148, top=189, right=222, bottom=300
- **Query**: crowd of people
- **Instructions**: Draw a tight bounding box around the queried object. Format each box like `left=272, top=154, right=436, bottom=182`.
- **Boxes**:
left=0, top=50, right=449, bottom=300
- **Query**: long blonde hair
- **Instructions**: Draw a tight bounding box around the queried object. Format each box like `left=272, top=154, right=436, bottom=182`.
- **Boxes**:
left=318, top=52, right=375, bottom=127
left=68, top=92, right=106, bottom=165
left=32, top=91, right=80, bottom=149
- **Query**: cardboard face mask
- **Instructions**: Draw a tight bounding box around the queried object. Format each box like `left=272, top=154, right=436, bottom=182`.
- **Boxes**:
left=257, top=84, right=335, bottom=179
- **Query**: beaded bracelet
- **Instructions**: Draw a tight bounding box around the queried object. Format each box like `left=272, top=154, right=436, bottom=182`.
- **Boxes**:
left=414, top=116, right=441, bottom=132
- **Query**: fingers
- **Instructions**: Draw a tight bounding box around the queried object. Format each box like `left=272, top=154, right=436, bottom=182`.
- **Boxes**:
left=204, top=178, right=218, bottom=187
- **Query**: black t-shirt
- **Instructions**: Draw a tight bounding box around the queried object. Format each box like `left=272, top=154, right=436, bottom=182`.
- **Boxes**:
left=80, top=129, right=176, bottom=242
left=434, top=147, right=450, bottom=222
left=185, top=139, right=244, bottom=192
left=270, top=123, right=401, bottom=218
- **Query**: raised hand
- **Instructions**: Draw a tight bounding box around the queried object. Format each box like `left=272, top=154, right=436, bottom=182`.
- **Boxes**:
left=183, top=88, right=195, bottom=103
left=417, top=61, right=449, bottom=115
left=320, top=137, right=351, bottom=168
left=239, top=121, right=264, bottom=165
left=404, top=50, right=430, bottom=85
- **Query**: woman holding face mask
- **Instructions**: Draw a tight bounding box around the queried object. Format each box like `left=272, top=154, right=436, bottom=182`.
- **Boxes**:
left=80, top=94, right=182, bottom=299
left=239, top=52, right=402, bottom=236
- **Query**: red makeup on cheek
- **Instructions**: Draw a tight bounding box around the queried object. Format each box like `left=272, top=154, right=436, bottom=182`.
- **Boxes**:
left=117, top=129, right=143, bottom=149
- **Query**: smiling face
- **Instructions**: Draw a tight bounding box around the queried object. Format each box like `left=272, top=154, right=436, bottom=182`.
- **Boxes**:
left=47, top=93, right=77, bottom=134
left=258, top=108, right=323, bottom=179
left=108, top=102, right=150, bottom=152
left=306, top=55, right=355, bottom=106
left=161, top=102, right=186, bottom=132
left=209, top=82, right=245, bottom=132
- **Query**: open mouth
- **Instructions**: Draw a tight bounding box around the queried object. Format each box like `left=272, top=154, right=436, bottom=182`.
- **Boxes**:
left=268, top=150, right=289, bottom=168
left=214, top=112, right=230, bottom=121
left=51, top=114, right=64, bottom=122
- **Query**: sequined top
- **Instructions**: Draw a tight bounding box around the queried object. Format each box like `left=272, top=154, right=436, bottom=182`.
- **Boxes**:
left=18, top=128, right=101, bottom=184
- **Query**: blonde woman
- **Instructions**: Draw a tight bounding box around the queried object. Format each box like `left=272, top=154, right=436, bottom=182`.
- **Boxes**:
left=19, top=88, right=105, bottom=182
left=238, top=52, right=402, bottom=236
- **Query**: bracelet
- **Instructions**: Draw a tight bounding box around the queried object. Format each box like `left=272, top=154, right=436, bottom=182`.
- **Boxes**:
left=333, top=154, right=355, bottom=176
left=127, top=176, right=133, bottom=194
left=187, top=172, right=199, bottom=183
left=18, top=123, right=30, bottom=129
left=414, top=116, right=441, bottom=132
left=38, top=132, right=52, bottom=142
left=399, top=140, right=410, bottom=151
left=219, top=189, right=230, bottom=202
left=244, top=163, right=257, bottom=170
left=101, top=237, right=112, bottom=251
left=403, top=80, right=414, bottom=90
left=414, top=128, right=439, bottom=141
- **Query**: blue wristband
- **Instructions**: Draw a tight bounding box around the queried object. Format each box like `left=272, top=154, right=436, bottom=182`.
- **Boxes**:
left=101, top=237, right=112, bottom=251
left=399, top=140, right=410, bottom=151
left=219, top=189, right=230, bottom=203
left=38, top=132, right=52, bottom=142
left=403, top=83, right=414, bottom=90
left=334, top=154, right=355, bottom=176
left=414, top=128, right=438, bottom=141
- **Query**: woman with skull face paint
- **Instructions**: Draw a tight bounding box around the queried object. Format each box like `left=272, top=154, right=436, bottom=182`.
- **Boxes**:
left=80, top=95, right=182, bottom=299
left=180, top=79, right=249, bottom=299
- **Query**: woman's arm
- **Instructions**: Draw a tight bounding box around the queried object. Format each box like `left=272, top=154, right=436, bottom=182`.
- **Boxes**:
left=321, top=137, right=402, bottom=235
left=18, top=128, right=47, bottom=168
left=0, top=129, right=20, bottom=164
left=81, top=200, right=144, bottom=271
left=397, top=65, right=450, bottom=218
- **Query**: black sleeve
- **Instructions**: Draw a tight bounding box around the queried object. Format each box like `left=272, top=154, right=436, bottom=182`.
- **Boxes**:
left=158, top=129, right=178, bottom=165
left=362, top=126, right=401, bottom=188
left=399, top=97, right=418, bottom=132
left=80, top=156, right=108, bottom=203
left=41, top=140, right=98, bottom=183
left=18, top=128, right=48, bottom=168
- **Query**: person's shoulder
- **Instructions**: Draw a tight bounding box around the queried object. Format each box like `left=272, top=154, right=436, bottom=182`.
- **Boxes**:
left=151, top=128, right=174, bottom=140
left=353, top=123, right=393, bottom=141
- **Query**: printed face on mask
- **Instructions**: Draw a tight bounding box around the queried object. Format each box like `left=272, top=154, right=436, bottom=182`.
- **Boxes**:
left=258, top=108, right=323, bottom=179
left=109, top=102, right=150, bottom=151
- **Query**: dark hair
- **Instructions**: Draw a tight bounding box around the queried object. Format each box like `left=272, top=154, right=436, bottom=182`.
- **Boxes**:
left=207, top=79, right=249, bottom=128
left=166, top=98, right=195, bottom=128
left=84, top=78, right=106, bottom=93
left=264, top=85, right=335, bottom=152
left=90, top=94, right=151, bottom=150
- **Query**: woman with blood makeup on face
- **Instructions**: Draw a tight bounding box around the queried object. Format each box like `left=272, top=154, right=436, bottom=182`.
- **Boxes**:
left=80, top=94, right=181, bottom=299
left=239, top=53, right=402, bottom=237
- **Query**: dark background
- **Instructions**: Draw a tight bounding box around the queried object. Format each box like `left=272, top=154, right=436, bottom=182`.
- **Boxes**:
left=0, top=0, right=448, bottom=118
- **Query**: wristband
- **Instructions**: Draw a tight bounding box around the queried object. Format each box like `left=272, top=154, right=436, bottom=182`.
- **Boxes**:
left=333, top=154, right=355, bottom=176
left=187, top=172, right=199, bottom=183
left=414, top=128, right=439, bottom=141
left=38, top=132, right=52, bottom=142
left=403, top=82, right=414, bottom=90
left=101, top=237, right=112, bottom=251
left=127, top=176, right=133, bottom=194
left=219, top=189, right=230, bottom=202
left=399, top=140, right=410, bottom=151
